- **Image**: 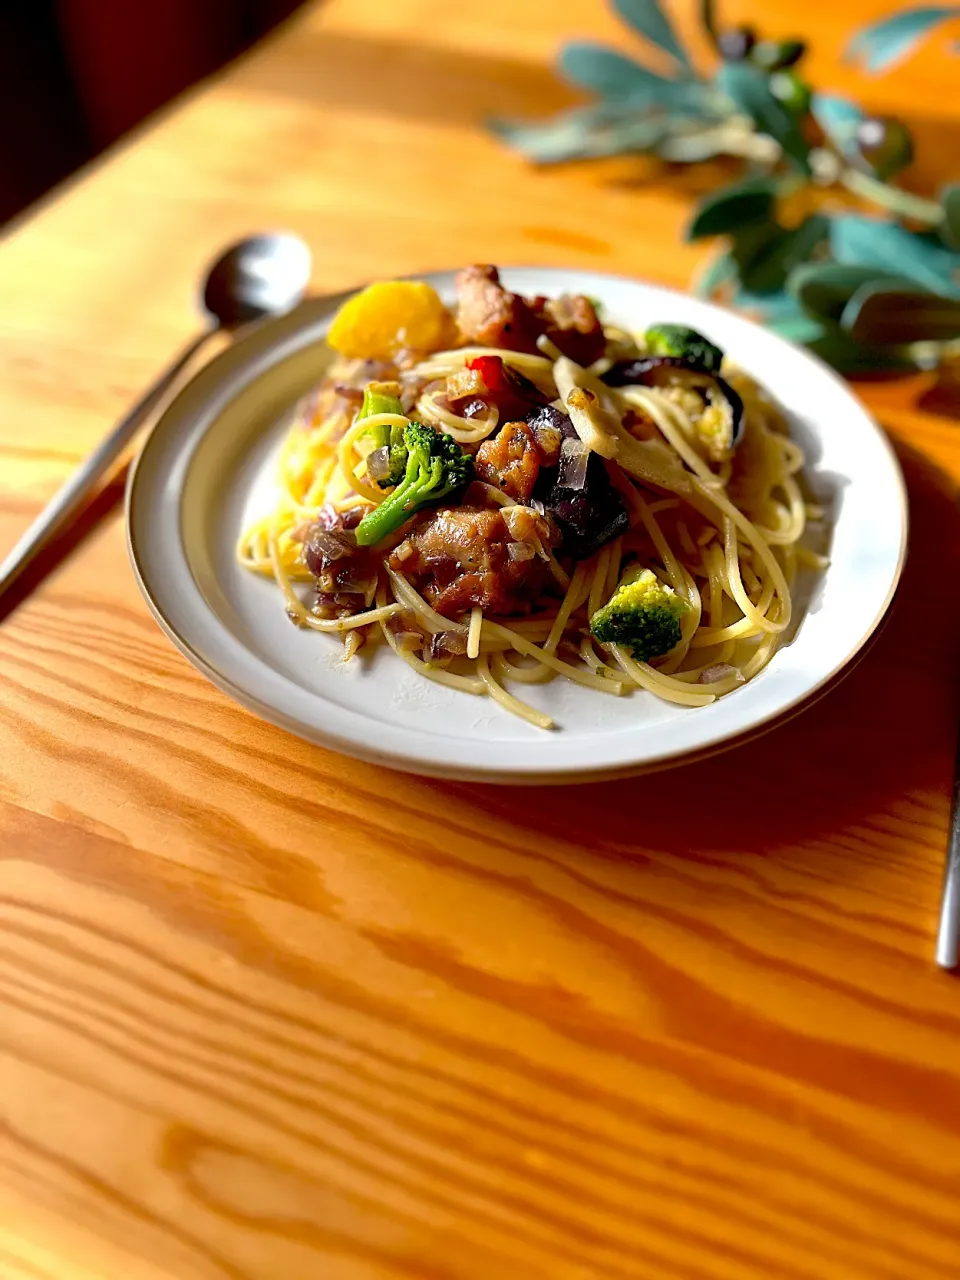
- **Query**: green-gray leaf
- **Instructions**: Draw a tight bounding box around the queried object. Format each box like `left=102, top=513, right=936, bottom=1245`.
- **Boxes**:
left=611, top=0, right=693, bottom=71
left=735, top=215, right=829, bottom=294
left=780, top=214, right=830, bottom=270
left=789, top=263, right=913, bottom=322
left=841, top=282, right=960, bottom=344
left=685, top=176, right=778, bottom=241
left=558, top=42, right=710, bottom=114
left=830, top=216, right=960, bottom=296
left=559, top=43, right=674, bottom=101
left=808, top=331, right=920, bottom=374
left=809, top=93, right=863, bottom=159
left=693, top=250, right=738, bottom=297
left=489, top=106, right=670, bottom=164
left=734, top=288, right=827, bottom=343
left=846, top=7, right=960, bottom=73
left=735, top=289, right=809, bottom=320
left=941, top=183, right=960, bottom=250
left=715, top=62, right=811, bottom=173
left=768, top=314, right=829, bottom=344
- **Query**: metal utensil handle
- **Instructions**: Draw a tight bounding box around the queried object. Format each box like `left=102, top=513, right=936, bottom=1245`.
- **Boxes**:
left=936, top=734, right=960, bottom=968
left=0, top=329, right=214, bottom=599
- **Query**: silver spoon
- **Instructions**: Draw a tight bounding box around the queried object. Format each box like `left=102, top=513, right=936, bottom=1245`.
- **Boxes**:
left=0, top=232, right=312, bottom=600
left=936, top=737, right=960, bottom=968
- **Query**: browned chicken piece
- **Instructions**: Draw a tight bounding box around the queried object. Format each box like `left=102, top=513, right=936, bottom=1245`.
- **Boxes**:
left=455, top=264, right=543, bottom=353
left=475, top=421, right=541, bottom=502
left=455, top=265, right=606, bottom=365
left=541, top=294, right=606, bottom=366
left=389, top=505, right=551, bottom=617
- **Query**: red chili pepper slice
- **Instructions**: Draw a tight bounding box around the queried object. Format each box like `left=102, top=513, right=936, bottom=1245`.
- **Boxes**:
left=466, top=355, right=507, bottom=393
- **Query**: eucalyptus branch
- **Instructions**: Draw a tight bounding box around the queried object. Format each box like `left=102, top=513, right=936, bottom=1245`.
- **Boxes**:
left=490, top=0, right=960, bottom=374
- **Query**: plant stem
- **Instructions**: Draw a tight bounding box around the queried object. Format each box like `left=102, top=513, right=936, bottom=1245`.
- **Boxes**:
left=658, top=120, right=779, bottom=163
left=839, top=166, right=943, bottom=224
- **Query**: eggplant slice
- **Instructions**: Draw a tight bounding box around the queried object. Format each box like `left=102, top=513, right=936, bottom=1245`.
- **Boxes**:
left=601, top=357, right=745, bottom=451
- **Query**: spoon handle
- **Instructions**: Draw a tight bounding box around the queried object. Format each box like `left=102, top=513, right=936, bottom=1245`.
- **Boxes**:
left=937, top=729, right=960, bottom=968
left=0, top=328, right=215, bottom=601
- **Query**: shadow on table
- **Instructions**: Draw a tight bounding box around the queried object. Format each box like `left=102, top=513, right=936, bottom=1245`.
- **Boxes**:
left=248, top=29, right=960, bottom=210
left=0, top=463, right=129, bottom=626
left=243, top=28, right=578, bottom=125
left=425, top=437, right=960, bottom=881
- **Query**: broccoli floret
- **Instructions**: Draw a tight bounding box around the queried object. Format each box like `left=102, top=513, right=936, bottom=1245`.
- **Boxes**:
left=358, top=383, right=407, bottom=488
left=355, top=422, right=473, bottom=547
left=644, top=324, right=724, bottom=374
left=590, top=567, right=689, bottom=661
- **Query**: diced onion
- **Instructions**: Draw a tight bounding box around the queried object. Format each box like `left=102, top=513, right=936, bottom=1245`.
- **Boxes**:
left=426, top=631, right=470, bottom=662
left=366, top=446, right=392, bottom=482
left=335, top=573, right=377, bottom=596
left=500, top=506, right=551, bottom=560
left=393, top=630, right=423, bottom=652
left=507, top=541, right=536, bottom=562
left=303, top=529, right=355, bottom=574
left=698, top=662, right=745, bottom=685
left=559, top=436, right=589, bottom=490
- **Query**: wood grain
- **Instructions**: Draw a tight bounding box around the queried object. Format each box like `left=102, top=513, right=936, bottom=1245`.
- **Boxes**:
left=2, top=1, right=960, bottom=1276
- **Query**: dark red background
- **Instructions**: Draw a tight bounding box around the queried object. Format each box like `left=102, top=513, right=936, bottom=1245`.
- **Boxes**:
left=0, top=0, right=304, bottom=223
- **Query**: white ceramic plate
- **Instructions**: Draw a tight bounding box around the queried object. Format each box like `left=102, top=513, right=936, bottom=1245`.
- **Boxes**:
left=127, top=268, right=907, bottom=783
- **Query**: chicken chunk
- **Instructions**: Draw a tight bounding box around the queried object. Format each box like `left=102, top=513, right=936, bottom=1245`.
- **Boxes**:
left=475, top=421, right=541, bottom=502
left=388, top=505, right=551, bottom=617
left=541, top=294, right=605, bottom=367
left=455, top=265, right=606, bottom=364
left=455, top=265, right=542, bottom=353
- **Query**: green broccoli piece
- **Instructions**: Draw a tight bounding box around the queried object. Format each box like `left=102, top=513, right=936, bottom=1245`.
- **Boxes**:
left=590, top=567, right=689, bottom=661
left=644, top=323, right=724, bottom=374
left=358, top=383, right=407, bottom=489
left=355, top=422, right=473, bottom=547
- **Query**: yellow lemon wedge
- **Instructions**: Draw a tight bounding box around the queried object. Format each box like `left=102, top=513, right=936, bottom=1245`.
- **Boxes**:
left=327, top=280, right=455, bottom=360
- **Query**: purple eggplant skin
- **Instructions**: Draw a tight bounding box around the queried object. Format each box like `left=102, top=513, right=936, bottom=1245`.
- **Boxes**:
left=712, top=375, right=744, bottom=448
left=504, top=364, right=550, bottom=408
left=600, top=356, right=690, bottom=386
left=601, top=358, right=744, bottom=448
left=527, top=405, right=629, bottom=561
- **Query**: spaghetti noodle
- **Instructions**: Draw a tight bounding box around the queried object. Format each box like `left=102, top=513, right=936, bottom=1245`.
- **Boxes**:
left=237, top=267, right=824, bottom=729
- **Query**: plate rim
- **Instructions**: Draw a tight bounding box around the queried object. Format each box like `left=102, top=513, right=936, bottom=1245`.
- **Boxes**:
left=126, top=267, right=909, bottom=783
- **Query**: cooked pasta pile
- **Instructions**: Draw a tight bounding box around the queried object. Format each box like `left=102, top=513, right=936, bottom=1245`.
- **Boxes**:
left=237, top=269, right=825, bottom=729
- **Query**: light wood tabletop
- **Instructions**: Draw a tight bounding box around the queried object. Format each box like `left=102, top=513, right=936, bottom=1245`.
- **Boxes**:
left=3, top=1, right=960, bottom=1276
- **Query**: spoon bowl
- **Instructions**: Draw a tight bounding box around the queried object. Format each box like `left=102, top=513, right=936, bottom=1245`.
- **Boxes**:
left=203, top=233, right=312, bottom=329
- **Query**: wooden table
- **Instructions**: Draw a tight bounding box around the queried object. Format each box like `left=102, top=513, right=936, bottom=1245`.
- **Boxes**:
left=2, top=1, right=960, bottom=1276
